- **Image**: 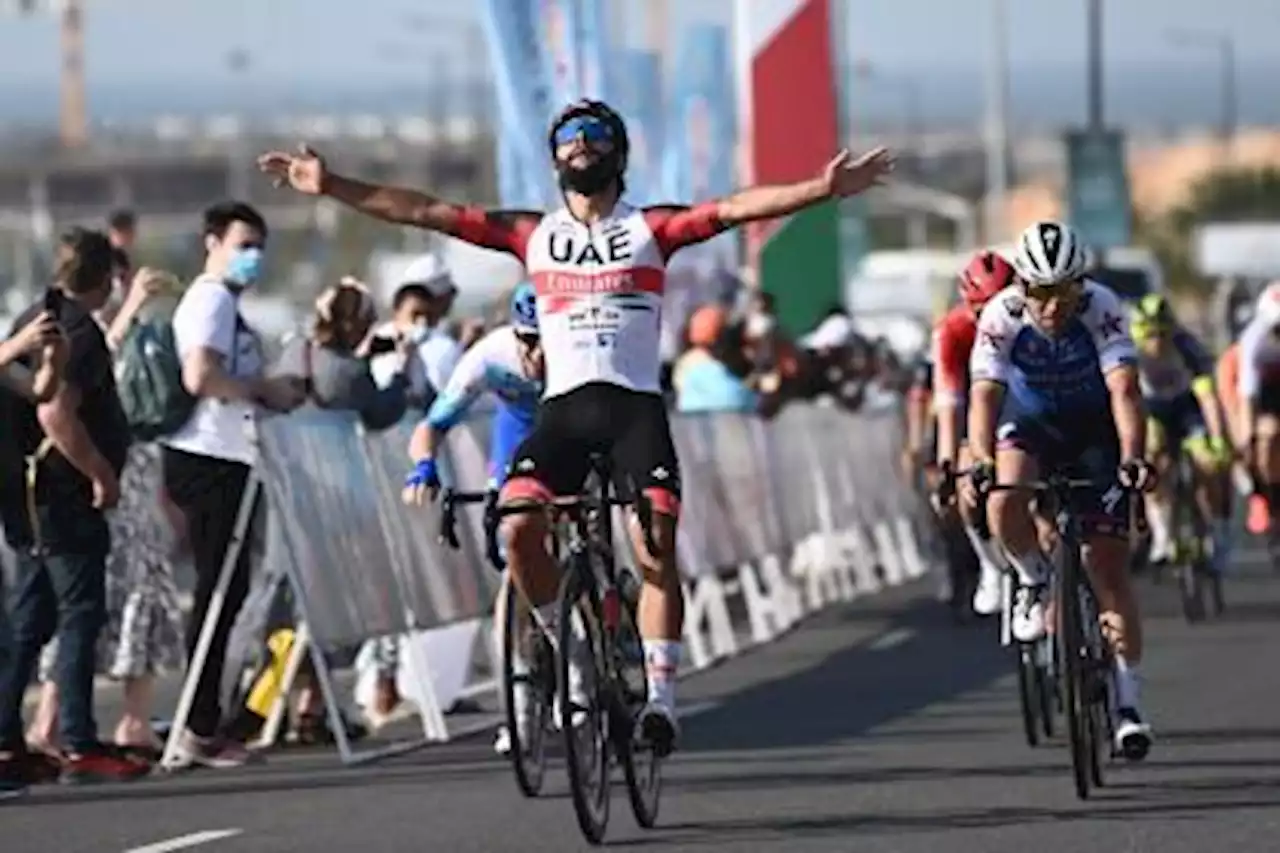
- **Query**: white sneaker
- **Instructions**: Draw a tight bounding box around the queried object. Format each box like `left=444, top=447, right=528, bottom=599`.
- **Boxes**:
left=1114, top=707, right=1153, bottom=761
left=1011, top=584, right=1048, bottom=642
left=971, top=564, right=1002, bottom=616
left=494, top=681, right=540, bottom=756
left=636, top=701, right=680, bottom=757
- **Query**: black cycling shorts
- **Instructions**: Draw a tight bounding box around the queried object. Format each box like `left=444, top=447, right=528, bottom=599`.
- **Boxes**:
left=499, top=382, right=682, bottom=517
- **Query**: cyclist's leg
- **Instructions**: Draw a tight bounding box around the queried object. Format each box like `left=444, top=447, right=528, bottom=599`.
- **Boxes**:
left=957, top=441, right=1006, bottom=616
left=1074, top=427, right=1152, bottom=755
left=610, top=389, right=683, bottom=742
left=489, top=410, right=539, bottom=753
left=1142, top=403, right=1177, bottom=563
left=987, top=416, right=1049, bottom=641
left=498, top=398, right=592, bottom=622
left=1181, top=400, right=1231, bottom=570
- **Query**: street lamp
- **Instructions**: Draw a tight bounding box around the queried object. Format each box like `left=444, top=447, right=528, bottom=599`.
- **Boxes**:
left=1166, top=27, right=1236, bottom=147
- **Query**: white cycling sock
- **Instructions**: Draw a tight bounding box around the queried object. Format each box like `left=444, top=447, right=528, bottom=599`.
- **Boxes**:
left=962, top=523, right=1006, bottom=581
left=1114, top=656, right=1141, bottom=710
left=643, top=639, right=681, bottom=709
left=1008, top=549, right=1048, bottom=588
left=1146, top=501, right=1174, bottom=557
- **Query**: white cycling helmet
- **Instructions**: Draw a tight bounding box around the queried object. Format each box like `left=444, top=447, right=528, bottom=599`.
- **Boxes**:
left=1012, top=220, right=1089, bottom=286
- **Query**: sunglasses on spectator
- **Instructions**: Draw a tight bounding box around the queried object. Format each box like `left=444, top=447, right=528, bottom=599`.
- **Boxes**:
left=553, top=115, right=614, bottom=148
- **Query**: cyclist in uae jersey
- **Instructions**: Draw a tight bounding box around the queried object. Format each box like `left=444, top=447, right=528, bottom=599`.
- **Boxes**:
left=962, top=221, right=1155, bottom=760
left=259, top=99, right=895, bottom=753
left=932, top=250, right=1017, bottom=617
left=1236, top=281, right=1280, bottom=544
left=1127, top=294, right=1232, bottom=572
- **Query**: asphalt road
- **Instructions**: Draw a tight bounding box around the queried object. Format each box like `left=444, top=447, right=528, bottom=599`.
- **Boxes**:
left=6, top=553, right=1280, bottom=853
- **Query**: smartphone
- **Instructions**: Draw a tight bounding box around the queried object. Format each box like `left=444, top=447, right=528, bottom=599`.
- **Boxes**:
left=43, top=288, right=65, bottom=319
left=366, top=335, right=397, bottom=356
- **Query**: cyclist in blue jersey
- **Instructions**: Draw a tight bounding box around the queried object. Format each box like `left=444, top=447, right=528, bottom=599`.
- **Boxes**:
left=960, top=221, right=1157, bottom=761
left=401, top=282, right=562, bottom=755
left=402, top=282, right=544, bottom=496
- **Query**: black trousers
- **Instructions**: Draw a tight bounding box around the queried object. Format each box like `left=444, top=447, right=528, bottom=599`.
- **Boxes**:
left=162, top=447, right=258, bottom=739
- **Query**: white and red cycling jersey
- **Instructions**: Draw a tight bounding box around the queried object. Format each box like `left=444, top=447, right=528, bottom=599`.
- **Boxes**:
left=930, top=303, right=979, bottom=411
left=445, top=200, right=727, bottom=400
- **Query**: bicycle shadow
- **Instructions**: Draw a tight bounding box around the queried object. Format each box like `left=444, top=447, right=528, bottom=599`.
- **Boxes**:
left=680, top=595, right=1012, bottom=755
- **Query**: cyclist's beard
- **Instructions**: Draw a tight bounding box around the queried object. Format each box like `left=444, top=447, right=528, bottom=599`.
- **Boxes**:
left=556, top=152, right=620, bottom=196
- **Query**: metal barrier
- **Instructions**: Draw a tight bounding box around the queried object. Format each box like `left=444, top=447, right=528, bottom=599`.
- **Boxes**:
left=162, top=399, right=935, bottom=766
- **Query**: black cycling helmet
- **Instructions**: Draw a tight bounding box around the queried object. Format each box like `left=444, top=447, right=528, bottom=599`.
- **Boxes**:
left=547, top=99, right=630, bottom=171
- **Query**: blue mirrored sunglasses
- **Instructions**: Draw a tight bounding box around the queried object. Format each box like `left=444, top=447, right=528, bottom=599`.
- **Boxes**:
left=553, top=115, right=614, bottom=147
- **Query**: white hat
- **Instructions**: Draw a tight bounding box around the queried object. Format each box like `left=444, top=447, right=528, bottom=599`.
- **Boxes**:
left=400, top=254, right=457, bottom=297
left=803, top=314, right=854, bottom=350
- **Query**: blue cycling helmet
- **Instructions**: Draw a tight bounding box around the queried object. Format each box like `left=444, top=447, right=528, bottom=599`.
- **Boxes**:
left=510, top=281, right=539, bottom=334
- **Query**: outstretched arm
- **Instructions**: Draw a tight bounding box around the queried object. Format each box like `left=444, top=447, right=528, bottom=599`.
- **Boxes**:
left=259, top=145, right=539, bottom=256
left=717, top=147, right=893, bottom=226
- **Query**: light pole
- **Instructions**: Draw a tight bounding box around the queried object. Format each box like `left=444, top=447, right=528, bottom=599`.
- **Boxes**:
left=1166, top=27, right=1236, bottom=147
left=983, top=0, right=1010, bottom=242
left=1086, top=0, right=1104, bottom=130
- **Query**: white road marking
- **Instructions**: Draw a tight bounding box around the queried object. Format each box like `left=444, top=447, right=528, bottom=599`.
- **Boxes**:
left=868, top=627, right=915, bottom=651
left=677, top=699, right=722, bottom=720
left=123, top=829, right=243, bottom=853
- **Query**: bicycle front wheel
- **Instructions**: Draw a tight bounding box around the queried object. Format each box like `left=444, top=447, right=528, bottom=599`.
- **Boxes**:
left=557, top=558, right=611, bottom=845
left=502, top=577, right=550, bottom=797
left=1057, top=544, right=1094, bottom=800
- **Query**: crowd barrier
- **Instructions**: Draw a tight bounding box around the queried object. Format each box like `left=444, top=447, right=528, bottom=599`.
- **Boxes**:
left=123, top=400, right=938, bottom=768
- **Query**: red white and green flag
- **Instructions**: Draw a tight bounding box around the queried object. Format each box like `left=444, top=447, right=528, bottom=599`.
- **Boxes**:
left=734, top=0, right=842, bottom=335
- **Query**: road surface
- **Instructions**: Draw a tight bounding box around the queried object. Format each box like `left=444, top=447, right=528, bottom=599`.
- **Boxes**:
left=5, top=555, right=1280, bottom=853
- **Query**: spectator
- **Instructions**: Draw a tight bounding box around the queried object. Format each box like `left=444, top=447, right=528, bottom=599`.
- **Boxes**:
left=0, top=312, right=66, bottom=799
left=219, top=278, right=409, bottom=744
left=368, top=255, right=461, bottom=409
left=0, top=228, right=146, bottom=785
left=107, top=210, right=137, bottom=254
left=24, top=266, right=187, bottom=763
left=273, top=277, right=410, bottom=430
left=674, top=305, right=759, bottom=414
left=742, top=310, right=802, bottom=403
left=161, top=201, right=306, bottom=768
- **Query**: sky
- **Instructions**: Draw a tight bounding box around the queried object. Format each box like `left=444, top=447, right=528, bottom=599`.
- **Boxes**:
left=0, top=0, right=1278, bottom=125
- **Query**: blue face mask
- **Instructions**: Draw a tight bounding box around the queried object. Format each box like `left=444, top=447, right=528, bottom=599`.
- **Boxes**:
left=225, top=247, right=264, bottom=287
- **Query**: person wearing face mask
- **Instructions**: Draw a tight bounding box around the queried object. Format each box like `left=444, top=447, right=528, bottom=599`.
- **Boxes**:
left=160, top=201, right=307, bottom=770
left=367, top=255, right=462, bottom=412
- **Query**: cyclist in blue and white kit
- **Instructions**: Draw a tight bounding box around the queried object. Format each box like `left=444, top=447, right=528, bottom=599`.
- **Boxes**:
left=403, top=282, right=544, bottom=494
left=960, top=221, right=1157, bottom=760
left=399, top=284, right=588, bottom=753
left=401, top=282, right=567, bottom=755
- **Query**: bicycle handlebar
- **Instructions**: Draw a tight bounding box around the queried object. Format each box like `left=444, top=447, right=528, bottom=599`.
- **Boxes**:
left=437, top=487, right=662, bottom=570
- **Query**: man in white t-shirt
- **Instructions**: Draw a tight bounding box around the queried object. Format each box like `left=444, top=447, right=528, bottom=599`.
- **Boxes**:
left=161, top=201, right=305, bottom=770
left=368, top=255, right=462, bottom=409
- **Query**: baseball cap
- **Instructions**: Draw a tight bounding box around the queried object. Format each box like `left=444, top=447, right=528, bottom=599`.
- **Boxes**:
left=400, top=254, right=457, bottom=297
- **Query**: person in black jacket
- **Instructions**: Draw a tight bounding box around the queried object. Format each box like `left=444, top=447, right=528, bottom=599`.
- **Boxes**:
left=0, top=228, right=150, bottom=786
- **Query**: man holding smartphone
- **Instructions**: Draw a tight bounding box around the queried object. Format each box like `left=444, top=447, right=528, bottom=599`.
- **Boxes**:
left=0, top=228, right=148, bottom=787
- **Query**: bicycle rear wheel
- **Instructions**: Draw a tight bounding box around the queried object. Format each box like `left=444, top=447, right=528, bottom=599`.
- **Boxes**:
left=557, top=558, right=611, bottom=845
left=502, top=577, right=551, bottom=797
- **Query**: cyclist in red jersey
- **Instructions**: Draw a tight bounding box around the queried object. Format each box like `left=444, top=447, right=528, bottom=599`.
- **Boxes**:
left=933, top=251, right=1018, bottom=616
left=259, top=101, right=894, bottom=754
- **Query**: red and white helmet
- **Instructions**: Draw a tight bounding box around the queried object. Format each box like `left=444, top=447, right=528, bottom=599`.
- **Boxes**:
left=958, top=250, right=1016, bottom=310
